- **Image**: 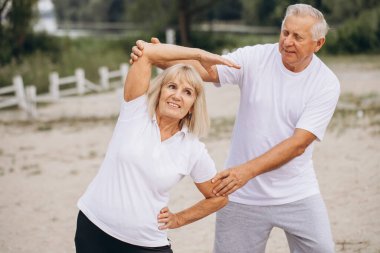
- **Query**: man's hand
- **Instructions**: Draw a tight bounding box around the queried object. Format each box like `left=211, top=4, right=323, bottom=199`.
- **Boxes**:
left=130, top=37, right=160, bottom=64
left=211, top=166, right=253, bottom=196
left=157, top=207, right=182, bottom=230
left=198, top=53, right=240, bottom=81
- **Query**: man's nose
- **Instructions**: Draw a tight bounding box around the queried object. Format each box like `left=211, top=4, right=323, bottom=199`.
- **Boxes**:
left=284, top=36, right=294, bottom=46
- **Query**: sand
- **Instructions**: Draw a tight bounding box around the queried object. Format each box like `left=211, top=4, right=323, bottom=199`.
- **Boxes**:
left=0, top=59, right=379, bottom=253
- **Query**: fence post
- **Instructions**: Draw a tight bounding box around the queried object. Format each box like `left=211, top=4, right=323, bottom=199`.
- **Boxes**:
left=222, top=48, right=230, bottom=55
left=166, top=28, right=176, bottom=44
left=99, top=66, right=109, bottom=90
left=49, top=72, right=60, bottom=101
left=76, top=68, right=86, bottom=95
left=25, top=85, right=37, bottom=118
left=13, top=75, right=27, bottom=110
left=120, top=64, right=129, bottom=86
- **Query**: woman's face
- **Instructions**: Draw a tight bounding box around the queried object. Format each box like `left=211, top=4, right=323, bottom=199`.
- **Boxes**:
left=157, top=77, right=197, bottom=121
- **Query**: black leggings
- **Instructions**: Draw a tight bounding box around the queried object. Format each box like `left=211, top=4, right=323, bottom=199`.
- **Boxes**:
left=75, top=211, right=173, bottom=253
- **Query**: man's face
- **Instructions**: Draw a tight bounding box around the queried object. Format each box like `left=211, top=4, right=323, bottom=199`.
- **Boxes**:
left=279, top=15, right=325, bottom=72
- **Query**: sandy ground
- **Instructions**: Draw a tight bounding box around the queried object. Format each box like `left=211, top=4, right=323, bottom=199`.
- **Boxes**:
left=0, top=60, right=379, bottom=253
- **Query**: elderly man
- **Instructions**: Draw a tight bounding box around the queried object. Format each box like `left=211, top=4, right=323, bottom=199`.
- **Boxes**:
left=131, top=4, right=339, bottom=252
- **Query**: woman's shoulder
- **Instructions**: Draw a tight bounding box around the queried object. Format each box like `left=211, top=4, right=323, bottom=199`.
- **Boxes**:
left=118, top=94, right=149, bottom=122
left=182, top=132, right=207, bottom=154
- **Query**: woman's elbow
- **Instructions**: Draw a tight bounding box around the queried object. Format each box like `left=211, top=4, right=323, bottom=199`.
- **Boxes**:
left=217, top=196, right=229, bottom=209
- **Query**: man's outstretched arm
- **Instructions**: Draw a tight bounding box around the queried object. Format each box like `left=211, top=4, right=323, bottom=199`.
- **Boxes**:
left=130, top=38, right=222, bottom=83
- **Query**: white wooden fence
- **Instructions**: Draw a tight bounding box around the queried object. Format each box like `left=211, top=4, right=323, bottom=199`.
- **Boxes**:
left=0, top=76, right=27, bottom=111
left=0, top=63, right=129, bottom=118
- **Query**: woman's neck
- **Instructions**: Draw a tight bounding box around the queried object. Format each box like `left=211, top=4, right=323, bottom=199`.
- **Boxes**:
left=156, top=113, right=180, bottom=141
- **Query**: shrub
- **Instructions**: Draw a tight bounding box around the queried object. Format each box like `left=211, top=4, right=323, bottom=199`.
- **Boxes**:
left=325, top=6, right=380, bottom=54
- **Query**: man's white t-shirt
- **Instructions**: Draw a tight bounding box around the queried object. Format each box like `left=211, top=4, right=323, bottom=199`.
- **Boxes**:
left=78, top=95, right=216, bottom=247
left=216, top=43, right=340, bottom=205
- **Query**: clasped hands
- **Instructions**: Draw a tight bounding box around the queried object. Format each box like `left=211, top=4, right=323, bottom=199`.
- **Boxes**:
left=157, top=166, right=251, bottom=230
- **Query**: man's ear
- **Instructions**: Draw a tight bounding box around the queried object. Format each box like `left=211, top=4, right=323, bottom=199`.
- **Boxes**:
left=315, top=38, right=325, bottom=53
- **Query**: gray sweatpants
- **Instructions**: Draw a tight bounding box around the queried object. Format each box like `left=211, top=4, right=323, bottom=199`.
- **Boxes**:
left=214, top=194, right=334, bottom=253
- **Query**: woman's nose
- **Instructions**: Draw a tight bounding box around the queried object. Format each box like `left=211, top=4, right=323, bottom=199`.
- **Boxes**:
left=172, top=91, right=181, bottom=100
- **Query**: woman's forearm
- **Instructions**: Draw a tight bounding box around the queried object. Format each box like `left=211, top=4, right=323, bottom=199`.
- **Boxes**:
left=175, top=196, right=228, bottom=227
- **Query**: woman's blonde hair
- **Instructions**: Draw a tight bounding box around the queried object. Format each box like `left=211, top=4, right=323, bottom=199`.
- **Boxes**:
left=147, top=64, right=210, bottom=137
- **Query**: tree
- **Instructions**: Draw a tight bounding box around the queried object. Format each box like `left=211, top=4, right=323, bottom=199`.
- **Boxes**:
left=125, top=0, right=219, bottom=46
left=177, top=0, right=219, bottom=45
left=0, top=0, right=38, bottom=64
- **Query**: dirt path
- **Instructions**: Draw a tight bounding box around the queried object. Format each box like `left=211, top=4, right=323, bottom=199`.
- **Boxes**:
left=0, top=59, right=379, bottom=253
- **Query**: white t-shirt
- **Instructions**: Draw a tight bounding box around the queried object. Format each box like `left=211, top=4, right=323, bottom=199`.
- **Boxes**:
left=216, top=43, right=340, bottom=205
left=77, top=95, right=216, bottom=247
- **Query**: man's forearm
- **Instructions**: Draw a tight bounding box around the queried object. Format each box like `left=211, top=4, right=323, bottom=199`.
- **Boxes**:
left=243, top=132, right=314, bottom=178
left=142, top=43, right=219, bottom=82
left=144, top=43, right=202, bottom=65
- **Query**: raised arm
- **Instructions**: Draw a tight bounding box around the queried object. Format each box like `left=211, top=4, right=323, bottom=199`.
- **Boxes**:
left=130, top=38, right=234, bottom=83
left=157, top=180, right=228, bottom=230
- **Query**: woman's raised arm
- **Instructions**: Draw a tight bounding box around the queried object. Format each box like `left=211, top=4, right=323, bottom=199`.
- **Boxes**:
left=124, top=41, right=240, bottom=101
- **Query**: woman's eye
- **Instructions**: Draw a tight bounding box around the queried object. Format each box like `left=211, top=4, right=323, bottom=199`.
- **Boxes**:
left=168, top=84, right=176, bottom=89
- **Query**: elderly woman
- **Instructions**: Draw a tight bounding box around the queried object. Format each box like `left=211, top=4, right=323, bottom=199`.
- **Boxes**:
left=74, top=42, right=239, bottom=253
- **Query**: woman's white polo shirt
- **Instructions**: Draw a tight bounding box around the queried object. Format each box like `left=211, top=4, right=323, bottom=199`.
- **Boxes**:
left=77, top=95, right=216, bottom=247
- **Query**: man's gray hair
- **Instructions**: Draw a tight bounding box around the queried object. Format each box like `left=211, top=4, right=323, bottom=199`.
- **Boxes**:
left=282, top=3, right=329, bottom=40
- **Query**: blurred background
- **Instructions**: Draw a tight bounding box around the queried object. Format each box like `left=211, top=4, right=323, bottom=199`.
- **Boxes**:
left=1, top=1, right=380, bottom=253
left=1, top=0, right=380, bottom=94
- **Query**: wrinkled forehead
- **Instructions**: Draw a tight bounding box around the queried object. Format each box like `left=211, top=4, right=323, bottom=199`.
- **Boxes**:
left=164, top=70, right=202, bottom=91
left=282, top=15, right=316, bottom=32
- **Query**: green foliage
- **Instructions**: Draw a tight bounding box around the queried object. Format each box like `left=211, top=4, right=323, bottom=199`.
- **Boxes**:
left=53, top=0, right=124, bottom=22
left=325, top=6, right=380, bottom=54
left=0, top=0, right=39, bottom=64
left=190, top=32, right=238, bottom=53
left=201, top=0, right=242, bottom=21
left=0, top=35, right=142, bottom=92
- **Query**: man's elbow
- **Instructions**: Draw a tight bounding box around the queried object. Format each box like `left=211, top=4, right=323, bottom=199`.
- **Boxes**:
left=293, top=141, right=308, bottom=156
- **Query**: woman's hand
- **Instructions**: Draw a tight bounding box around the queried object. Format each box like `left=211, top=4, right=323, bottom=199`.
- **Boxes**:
left=130, top=38, right=160, bottom=64
left=157, top=207, right=182, bottom=230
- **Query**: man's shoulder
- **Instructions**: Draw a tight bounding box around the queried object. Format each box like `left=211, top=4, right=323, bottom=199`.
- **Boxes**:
left=313, top=57, right=340, bottom=93
left=227, top=43, right=277, bottom=65
left=314, top=57, right=340, bottom=91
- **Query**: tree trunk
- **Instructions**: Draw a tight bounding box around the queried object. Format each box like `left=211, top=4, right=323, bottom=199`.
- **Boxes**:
left=178, top=0, right=191, bottom=46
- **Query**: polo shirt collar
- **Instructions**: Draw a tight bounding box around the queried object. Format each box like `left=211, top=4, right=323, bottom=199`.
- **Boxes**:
left=152, top=113, right=189, bottom=136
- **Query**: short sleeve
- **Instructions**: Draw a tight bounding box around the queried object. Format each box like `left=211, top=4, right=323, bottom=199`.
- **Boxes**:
left=215, top=48, right=245, bottom=87
left=215, top=45, right=268, bottom=89
left=189, top=144, right=217, bottom=183
left=118, top=95, right=148, bottom=122
left=296, top=82, right=340, bottom=141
